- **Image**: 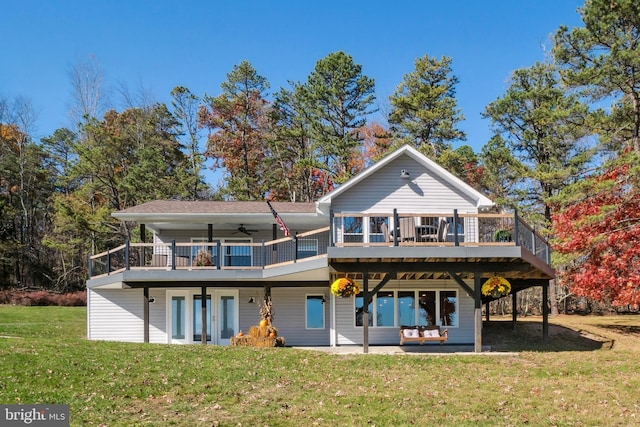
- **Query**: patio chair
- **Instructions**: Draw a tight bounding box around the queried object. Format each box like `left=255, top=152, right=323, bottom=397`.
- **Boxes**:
left=151, top=254, right=167, bottom=267
left=381, top=222, right=392, bottom=243
left=421, top=217, right=449, bottom=242
left=399, top=217, right=416, bottom=241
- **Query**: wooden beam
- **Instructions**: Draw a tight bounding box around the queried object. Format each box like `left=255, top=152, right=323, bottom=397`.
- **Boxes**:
left=369, top=272, right=397, bottom=296
left=447, top=271, right=475, bottom=298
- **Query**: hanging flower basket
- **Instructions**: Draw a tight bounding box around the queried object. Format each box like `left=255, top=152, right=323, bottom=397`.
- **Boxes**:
left=330, top=278, right=360, bottom=298
left=482, top=276, right=511, bottom=298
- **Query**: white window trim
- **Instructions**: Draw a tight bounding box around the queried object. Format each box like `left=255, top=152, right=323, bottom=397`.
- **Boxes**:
left=354, top=289, right=459, bottom=329
left=305, top=294, right=326, bottom=330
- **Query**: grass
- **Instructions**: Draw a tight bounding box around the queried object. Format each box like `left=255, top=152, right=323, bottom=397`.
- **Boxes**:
left=1, top=307, right=639, bottom=426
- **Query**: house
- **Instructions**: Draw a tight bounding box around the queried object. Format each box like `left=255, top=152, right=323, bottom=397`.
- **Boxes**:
left=86, top=145, right=554, bottom=352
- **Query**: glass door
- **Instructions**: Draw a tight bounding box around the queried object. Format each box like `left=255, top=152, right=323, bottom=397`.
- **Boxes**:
left=193, top=294, right=212, bottom=343
left=215, top=290, right=238, bottom=345
left=168, top=292, right=188, bottom=344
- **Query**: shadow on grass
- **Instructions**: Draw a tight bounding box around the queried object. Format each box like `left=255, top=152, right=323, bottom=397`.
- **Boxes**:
left=595, top=323, right=640, bottom=336
left=483, top=320, right=613, bottom=352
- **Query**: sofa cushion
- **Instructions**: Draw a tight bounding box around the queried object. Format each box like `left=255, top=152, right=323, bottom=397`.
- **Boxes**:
left=403, top=328, right=420, bottom=338
left=422, top=329, right=440, bottom=338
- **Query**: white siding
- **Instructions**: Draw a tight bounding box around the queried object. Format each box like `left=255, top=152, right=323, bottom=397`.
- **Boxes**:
left=238, top=288, right=264, bottom=333
left=88, top=289, right=144, bottom=342
left=332, top=157, right=478, bottom=214
left=148, top=290, right=167, bottom=343
left=335, top=279, right=475, bottom=345
left=271, top=287, right=330, bottom=346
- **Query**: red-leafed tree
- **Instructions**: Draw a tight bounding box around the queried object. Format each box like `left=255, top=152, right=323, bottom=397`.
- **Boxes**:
left=553, top=156, right=640, bottom=306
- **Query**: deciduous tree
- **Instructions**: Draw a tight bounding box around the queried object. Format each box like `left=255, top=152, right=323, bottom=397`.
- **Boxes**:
left=553, top=155, right=640, bottom=306
left=170, top=86, right=206, bottom=199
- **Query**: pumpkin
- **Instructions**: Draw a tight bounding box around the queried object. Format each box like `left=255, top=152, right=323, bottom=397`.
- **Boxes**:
left=259, top=319, right=268, bottom=327
left=269, top=332, right=276, bottom=337
left=237, top=331, right=244, bottom=337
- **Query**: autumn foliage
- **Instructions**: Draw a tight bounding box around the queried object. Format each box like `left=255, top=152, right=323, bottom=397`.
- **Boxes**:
left=553, top=162, right=640, bottom=306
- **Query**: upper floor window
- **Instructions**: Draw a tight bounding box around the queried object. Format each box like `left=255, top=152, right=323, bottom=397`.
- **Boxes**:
left=298, top=238, right=318, bottom=259
left=369, top=217, right=389, bottom=243
left=343, top=216, right=363, bottom=243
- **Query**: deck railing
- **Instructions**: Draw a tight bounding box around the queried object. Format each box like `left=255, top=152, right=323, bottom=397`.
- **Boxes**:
left=89, top=227, right=331, bottom=279
left=329, top=209, right=550, bottom=263
left=89, top=211, right=551, bottom=279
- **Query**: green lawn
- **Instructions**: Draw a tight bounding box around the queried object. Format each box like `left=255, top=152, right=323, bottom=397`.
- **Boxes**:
left=1, top=306, right=638, bottom=426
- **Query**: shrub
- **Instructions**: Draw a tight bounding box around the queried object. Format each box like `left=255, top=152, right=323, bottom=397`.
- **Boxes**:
left=0, top=290, right=87, bottom=306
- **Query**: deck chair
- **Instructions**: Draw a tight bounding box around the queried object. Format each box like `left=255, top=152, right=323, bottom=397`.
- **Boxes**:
left=421, top=217, right=449, bottom=242
left=380, top=222, right=392, bottom=243
left=151, top=254, right=167, bottom=267
left=399, top=217, right=416, bottom=241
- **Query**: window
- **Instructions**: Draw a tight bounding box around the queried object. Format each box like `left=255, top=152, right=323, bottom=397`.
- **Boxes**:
left=171, top=296, right=185, bottom=339
left=418, top=291, right=437, bottom=326
left=224, top=239, right=251, bottom=266
left=343, top=216, right=363, bottom=243
left=376, top=291, right=394, bottom=326
left=355, top=293, right=373, bottom=326
left=298, top=239, right=318, bottom=259
left=306, top=295, right=325, bottom=329
left=369, top=217, right=388, bottom=243
left=193, top=295, right=212, bottom=342
left=397, top=291, right=416, bottom=326
left=440, top=290, right=458, bottom=326
left=354, top=290, right=458, bottom=328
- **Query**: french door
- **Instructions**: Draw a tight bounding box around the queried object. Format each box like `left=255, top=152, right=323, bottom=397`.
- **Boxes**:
left=167, top=289, right=238, bottom=345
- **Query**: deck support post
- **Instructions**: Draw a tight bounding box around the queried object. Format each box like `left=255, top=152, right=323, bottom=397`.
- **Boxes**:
left=474, top=273, right=483, bottom=353
left=362, top=273, right=369, bottom=354
left=143, top=287, right=150, bottom=343
left=512, top=291, right=518, bottom=329
left=542, top=280, right=549, bottom=344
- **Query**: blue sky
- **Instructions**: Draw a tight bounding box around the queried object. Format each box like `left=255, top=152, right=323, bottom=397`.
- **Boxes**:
left=2, top=1, right=584, bottom=160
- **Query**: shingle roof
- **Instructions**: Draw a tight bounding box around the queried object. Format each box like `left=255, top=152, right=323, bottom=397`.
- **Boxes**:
left=115, top=200, right=317, bottom=215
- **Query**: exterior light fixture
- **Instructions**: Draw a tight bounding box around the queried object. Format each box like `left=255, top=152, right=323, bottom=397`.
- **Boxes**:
left=248, top=297, right=255, bottom=303
left=400, top=169, right=410, bottom=178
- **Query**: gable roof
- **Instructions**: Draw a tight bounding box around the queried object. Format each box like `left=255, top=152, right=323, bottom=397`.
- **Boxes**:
left=316, top=144, right=494, bottom=209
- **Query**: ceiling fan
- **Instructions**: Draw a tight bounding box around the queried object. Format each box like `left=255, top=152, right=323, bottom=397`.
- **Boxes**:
left=234, top=224, right=258, bottom=235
